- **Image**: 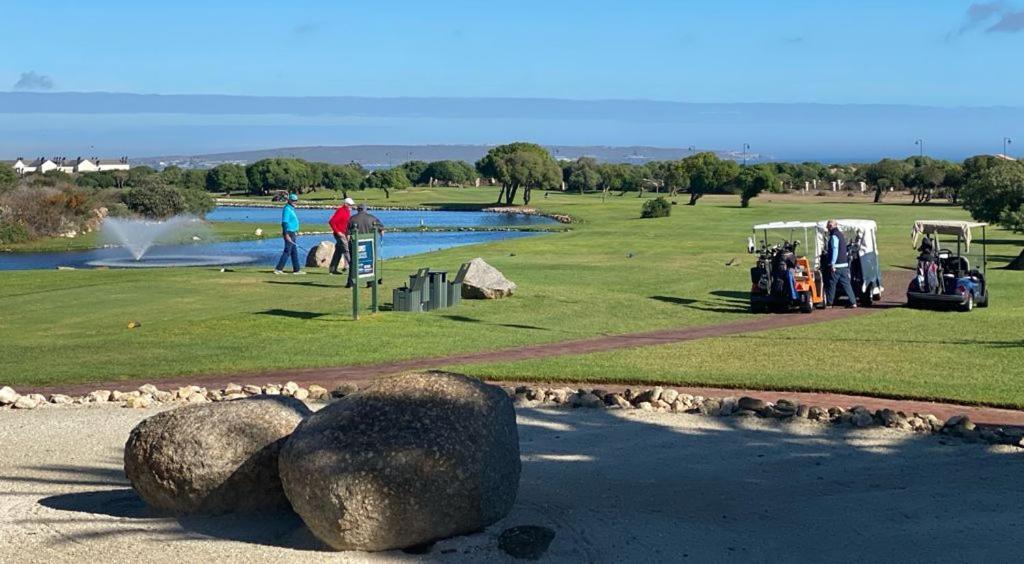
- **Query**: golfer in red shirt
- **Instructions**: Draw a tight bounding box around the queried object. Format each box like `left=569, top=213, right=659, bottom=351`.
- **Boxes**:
left=328, top=197, right=355, bottom=277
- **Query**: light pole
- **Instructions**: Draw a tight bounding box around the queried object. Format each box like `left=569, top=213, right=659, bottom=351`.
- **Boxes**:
left=914, top=138, right=924, bottom=158
left=1003, top=137, right=1013, bottom=157
left=742, top=143, right=750, bottom=166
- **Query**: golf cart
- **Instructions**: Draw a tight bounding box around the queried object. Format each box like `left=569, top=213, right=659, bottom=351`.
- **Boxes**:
left=814, top=219, right=885, bottom=307
left=747, top=221, right=824, bottom=313
left=906, top=220, right=989, bottom=312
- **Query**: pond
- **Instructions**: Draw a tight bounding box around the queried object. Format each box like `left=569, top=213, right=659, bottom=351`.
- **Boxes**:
left=207, top=206, right=557, bottom=228
left=0, top=208, right=553, bottom=271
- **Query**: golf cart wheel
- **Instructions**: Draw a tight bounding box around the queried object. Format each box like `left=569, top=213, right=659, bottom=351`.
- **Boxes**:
left=799, top=292, right=813, bottom=314
left=977, top=291, right=989, bottom=308
left=960, top=292, right=974, bottom=312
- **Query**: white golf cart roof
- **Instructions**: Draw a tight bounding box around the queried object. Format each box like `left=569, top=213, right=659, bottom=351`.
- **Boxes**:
left=752, top=221, right=818, bottom=231
left=912, top=220, right=987, bottom=251
left=814, top=219, right=879, bottom=266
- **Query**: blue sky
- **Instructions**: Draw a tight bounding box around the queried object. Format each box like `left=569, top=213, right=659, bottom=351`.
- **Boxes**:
left=2, top=0, right=1023, bottom=106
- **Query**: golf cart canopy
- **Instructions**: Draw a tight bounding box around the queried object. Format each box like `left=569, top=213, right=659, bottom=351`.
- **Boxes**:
left=912, top=220, right=987, bottom=251
left=815, top=219, right=879, bottom=261
left=752, top=221, right=819, bottom=231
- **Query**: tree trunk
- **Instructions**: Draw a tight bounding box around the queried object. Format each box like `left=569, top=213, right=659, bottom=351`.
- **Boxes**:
left=496, top=184, right=507, bottom=204
left=523, top=187, right=531, bottom=206
left=383, top=187, right=390, bottom=199
left=873, top=187, right=883, bottom=203
left=688, top=192, right=701, bottom=206
left=505, top=185, right=519, bottom=206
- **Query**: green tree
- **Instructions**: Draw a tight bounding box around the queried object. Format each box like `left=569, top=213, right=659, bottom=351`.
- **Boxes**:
left=396, top=160, right=429, bottom=185
left=123, top=184, right=185, bottom=218
left=682, top=152, right=740, bottom=205
left=361, top=167, right=412, bottom=198
left=206, top=163, right=249, bottom=194
left=736, top=166, right=779, bottom=208
left=908, top=164, right=946, bottom=203
left=566, top=158, right=601, bottom=195
left=429, top=160, right=477, bottom=185
left=180, top=169, right=207, bottom=191
left=961, top=162, right=1024, bottom=268
left=127, top=165, right=156, bottom=186
left=159, top=165, right=183, bottom=185
left=0, top=165, right=18, bottom=193
left=322, top=164, right=365, bottom=193
left=245, top=158, right=315, bottom=195
left=864, top=159, right=911, bottom=203
left=476, top=143, right=561, bottom=205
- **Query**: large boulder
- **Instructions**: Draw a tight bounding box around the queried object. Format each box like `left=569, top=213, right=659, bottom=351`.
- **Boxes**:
left=124, top=395, right=311, bottom=515
left=279, top=372, right=520, bottom=551
left=461, top=257, right=517, bottom=299
left=305, top=240, right=336, bottom=268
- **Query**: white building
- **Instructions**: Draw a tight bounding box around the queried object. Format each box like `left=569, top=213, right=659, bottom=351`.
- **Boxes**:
left=11, top=156, right=130, bottom=175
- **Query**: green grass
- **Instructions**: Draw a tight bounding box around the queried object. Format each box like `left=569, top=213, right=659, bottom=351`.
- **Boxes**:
left=1, top=188, right=1022, bottom=407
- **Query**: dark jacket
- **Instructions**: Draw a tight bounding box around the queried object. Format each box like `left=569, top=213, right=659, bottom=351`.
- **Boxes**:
left=825, top=228, right=850, bottom=267
left=348, top=210, right=384, bottom=235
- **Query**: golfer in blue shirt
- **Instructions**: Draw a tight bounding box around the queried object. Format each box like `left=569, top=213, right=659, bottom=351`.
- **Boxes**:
left=274, top=194, right=306, bottom=275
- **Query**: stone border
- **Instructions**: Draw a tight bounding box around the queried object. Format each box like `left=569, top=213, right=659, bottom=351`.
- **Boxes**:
left=2, top=382, right=1018, bottom=448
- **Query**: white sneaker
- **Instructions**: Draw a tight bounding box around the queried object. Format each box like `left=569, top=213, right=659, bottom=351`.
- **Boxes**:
left=273, top=270, right=285, bottom=275
left=293, top=271, right=307, bottom=276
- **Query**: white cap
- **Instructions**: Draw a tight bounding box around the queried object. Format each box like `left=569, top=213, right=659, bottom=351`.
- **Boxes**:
left=343, top=197, right=356, bottom=206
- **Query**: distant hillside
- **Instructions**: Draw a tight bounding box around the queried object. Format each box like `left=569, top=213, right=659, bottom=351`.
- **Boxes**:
left=137, top=145, right=725, bottom=169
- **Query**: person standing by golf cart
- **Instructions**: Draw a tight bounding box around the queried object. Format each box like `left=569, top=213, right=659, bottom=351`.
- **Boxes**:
left=346, top=204, right=384, bottom=288
left=822, top=219, right=856, bottom=308
left=327, top=197, right=355, bottom=275
left=273, top=193, right=306, bottom=275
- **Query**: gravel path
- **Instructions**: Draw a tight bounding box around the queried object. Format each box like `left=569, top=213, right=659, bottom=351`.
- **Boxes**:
left=2, top=403, right=1021, bottom=562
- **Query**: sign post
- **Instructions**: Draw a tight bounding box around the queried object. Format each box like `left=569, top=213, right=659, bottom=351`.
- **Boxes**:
left=352, top=228, right=379, bottom=320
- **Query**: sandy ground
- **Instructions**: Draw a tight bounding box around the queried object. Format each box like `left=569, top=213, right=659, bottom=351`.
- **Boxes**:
left=1, top=404, right=1022, bottom=563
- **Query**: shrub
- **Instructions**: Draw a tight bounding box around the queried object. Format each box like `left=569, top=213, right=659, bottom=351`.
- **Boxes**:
left=123, top=185, right=185, bottom=218
left=0, top=220, right=30, bottom=244
left=179, top=188, right=215, bottom=217
left=641, top=197, right=672, bottom=218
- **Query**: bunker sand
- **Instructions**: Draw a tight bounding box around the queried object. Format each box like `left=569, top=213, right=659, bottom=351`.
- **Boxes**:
left=1, top=404, right=1021, bottom=562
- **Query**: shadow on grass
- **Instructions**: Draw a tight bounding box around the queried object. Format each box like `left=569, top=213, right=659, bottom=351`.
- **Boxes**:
left=264, top=281, right=339, bottom=289
left=441, top=314, right=551, bottom=332
left=256, top=309, right=327, bottom=320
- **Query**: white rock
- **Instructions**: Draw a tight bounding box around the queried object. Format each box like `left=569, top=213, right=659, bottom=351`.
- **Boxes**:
left=224, top=383, right=243, bottom=394
left=13, top=395, right=40, bottom=409
left=282, top=381, right=300, bottom=396
left=124, top=395, right=153, bottom=409
left=88, top=390, right=112, bottom=403
left=49, top=394, right=74, bottom=405
left=243, top=385, right=263, bottom=395
left=138, top=384, right=160, bottom=395
left=186, top=392, right=208, bottom=404
left=461, top=258, right=517, bottom=299
left=0, top=386, right=20, bottom=405
left=292, top=388, right=310, bottom=401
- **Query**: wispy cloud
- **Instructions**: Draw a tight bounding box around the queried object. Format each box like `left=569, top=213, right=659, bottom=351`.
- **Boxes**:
left=12, top=71, right=55, bottom=91
left=953, top=1, right=1024, bottom=35
left=291, top=22, right=320, bottom=36
left=988, top=9, right=1024, bottom=31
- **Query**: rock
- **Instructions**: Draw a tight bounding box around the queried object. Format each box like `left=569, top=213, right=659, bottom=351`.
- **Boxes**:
left=279, top=372, right=520, bottom=552
left=138, top=384, right=160, bottom=395
left=670, top=399, right=688, bottom=412
left=242, top=384, right=262, bottom=395
left=719, top=397, right=738, bottom=416
left=653, top=399, right=672, bottom=411
left=698, top=399, right=721, bottom=415
left=13, top=395, right=40, bottom=409
left=282, top=381, right=300, bottom=396
left=460, top=258, right=517, bottom=299
left=547, top=389, right=569, bottom=404
left=944, top=415, right=976, bottom=436
left=124, top=395, right=153, bottom=409
left=124, top=395, right=311, bottom=515
left=87, top=390, right=111, bottom=403
left=637, top=401, right=654, bottom=411
left=498, top=525, right=556, bottom=561
left=330, top=383, right=359, bottom=398
left=569, top=391, right=603, bottom=408
left=49, top=394, right=74, bottom=405
left=634, top=387, right=664, bottom=404
left=795, top=405, right=811, bottom=418
left=223, top=393, right=247, bottom=401
left=292, top=388, right=310, bottom=401
left=737, top=396, right=767, bottom=412
left=851, top=409, right=874, bottom=428
left=111, top=390, right=128, bottom=402
left=307, top=384, right=329, bottom=400
left=186, top=392, right=207, bottom=404
left=305, top=240, right=336, bottom=268
left=660, top=388, right=679, bottom=404
left=611, top=394, right=633, bottom=409
left=153, top=391, right=174, bottom=403
left=224, top=383, right=243, bottom=394
left=263, top=385, right=281, bottom=396
left=0, top=386, right=19, bottom=405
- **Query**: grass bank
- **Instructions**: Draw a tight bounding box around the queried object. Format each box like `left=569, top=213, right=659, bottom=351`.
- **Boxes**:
left=1, top=188, right=1022, bottom=406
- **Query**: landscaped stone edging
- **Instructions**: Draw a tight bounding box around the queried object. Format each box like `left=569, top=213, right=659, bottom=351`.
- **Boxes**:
left=2, top=382, right=1018, bottom=448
